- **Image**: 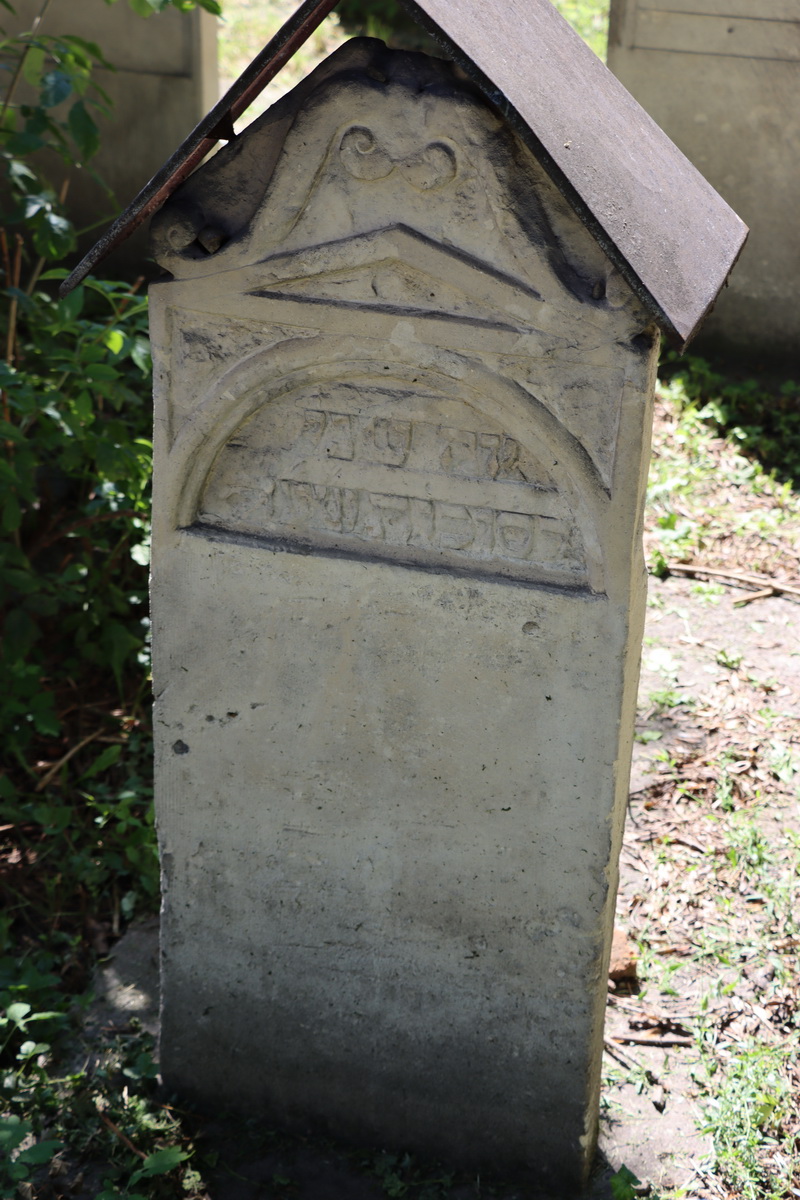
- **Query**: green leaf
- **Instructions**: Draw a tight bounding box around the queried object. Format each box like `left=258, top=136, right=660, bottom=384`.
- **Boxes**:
left=3, top=608, right=40, bottom=655
left=6, top=157, right=38, bottom=187
left=84, top=363, right=121, bottom=381
left=0, top=567, right=38, bottom=595
left=22, top=191, right=51, bottom=219
left=67, top=99, right=100, bottom=161
left=609, top=1164, right=641, bottom=1200
left=103, top=328, right=125, bottom=355
left=80, top=743, right=122, bottom=780
left=31, top=208, right=75, bottom=259
left=40, top=69, right=73, bottom=108
left=17, top=1139, right=65, bottom=1165
left=130, top=337, right=152, bottom=373
left=126, top=0, right=164, bottom=14
left=130, top=1145, right=190, bottom=1183
left=0, top=774, right=17, bottom=801
left=101, top=620, right=143, bottom=688
left=0, top=1116, right=31, bottom=1155
left=5, top=1002, right=32, bottom=1025
left=58, top=284, right=85, bottom=323
left=22, top=45, right=46, bottom=87
left=4, top=129, right=46, bottom=155
left=18, top=1038, right=49, bottom=1057
left=29, top=692, right=61, bottom=737
left=74, top=389, right=93, bottom=423
left=2, top=493, right=22, bottom=532
left=196, top=0, right=223, bottom=11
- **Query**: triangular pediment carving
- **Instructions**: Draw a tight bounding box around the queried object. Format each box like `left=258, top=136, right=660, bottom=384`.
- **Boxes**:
left=244, top=226, right=543, bottom=332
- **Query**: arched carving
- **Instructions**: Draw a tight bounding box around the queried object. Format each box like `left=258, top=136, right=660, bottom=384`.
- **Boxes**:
left=168, top=353, right=606, bottom=594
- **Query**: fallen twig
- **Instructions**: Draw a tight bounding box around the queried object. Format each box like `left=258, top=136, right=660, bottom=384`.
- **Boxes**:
left=667, top=561, right=800, bottom=601
left=666, top=834, right=714, bottom=855
left=604, top=1039, right=666, bottom=1091
left=97, top=1111, right=146, bottom=1159
left=604, top=1038, right=640, bottom=1070
left=734, top=588, right=775, bottom=607
left=612, top=1032, right=694, bottom=1047
left=608, top=996, right=703, bottom=1023
left=34, top=731, right=102, bottom=792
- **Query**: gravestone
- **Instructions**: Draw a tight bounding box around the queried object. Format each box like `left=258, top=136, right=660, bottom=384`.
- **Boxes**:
left=608, top=0, right=799, bottom=364
left=5, top=0, right=217, bottom=275
left=147, top=36, right=690, bottom=1191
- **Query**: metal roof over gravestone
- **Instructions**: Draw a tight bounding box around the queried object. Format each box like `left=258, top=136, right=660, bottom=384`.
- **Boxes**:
left=61, top=0, right=747, bottom=348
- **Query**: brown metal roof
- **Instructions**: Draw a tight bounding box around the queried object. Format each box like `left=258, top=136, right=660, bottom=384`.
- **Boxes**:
left=61, top=0, right=747, bottom=347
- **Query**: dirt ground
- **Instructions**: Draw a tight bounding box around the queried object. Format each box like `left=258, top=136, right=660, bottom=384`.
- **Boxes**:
left=603, top=576, right=800, bottom=1196
left=87, top=574, right=800, bottom=1198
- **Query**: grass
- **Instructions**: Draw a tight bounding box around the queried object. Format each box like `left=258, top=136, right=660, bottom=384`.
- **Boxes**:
left=611, top=627, right=800, bottom=1200
left=645, top=372, right=800, bottom=584
left=698, top=1039, right=799, bottom=1200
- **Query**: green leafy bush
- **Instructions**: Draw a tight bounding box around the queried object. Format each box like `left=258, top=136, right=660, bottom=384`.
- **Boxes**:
left=0, top=274, right=151, bottom=768
left=660, top=351, right=800, bottom=486
left=123, top=0, right=221, bottom=14
left=0, top=0, right=164, bottom=1017
left=0, top=9, right=203, bottom=1191
left=0, top=274, right=152, bottom=771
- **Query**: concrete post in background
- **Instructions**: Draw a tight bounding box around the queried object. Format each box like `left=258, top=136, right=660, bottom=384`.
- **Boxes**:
left=608, top=0, right=799, bottom=367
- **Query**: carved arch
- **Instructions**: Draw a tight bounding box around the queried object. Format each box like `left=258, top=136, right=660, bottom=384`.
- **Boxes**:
left=166, top=345, right=607, bottom=594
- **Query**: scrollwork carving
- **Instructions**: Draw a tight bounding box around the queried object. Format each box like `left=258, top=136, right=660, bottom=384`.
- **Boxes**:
left=339, top=126, right=457, bottom=191
left=339, top=126, right=395, bottom=180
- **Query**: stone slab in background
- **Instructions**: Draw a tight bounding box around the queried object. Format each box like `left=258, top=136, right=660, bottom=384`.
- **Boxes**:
left=608, top=0, right=800, bottom=366
left=6, top=0, right=217, bottom=277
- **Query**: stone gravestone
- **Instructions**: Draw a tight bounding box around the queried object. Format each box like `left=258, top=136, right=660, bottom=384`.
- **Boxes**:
left=148, top=37, right=674, bottom=1190
left=608, top=0, right=799, bottom=365
left=6, top=0, right=217, bottom=276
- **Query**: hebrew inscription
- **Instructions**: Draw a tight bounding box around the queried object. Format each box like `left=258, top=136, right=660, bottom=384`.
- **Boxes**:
left=194, top=382, right=589, bottom=588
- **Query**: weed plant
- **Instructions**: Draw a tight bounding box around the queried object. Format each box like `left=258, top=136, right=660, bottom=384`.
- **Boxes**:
left=645, top=372, right=799, bottom=581
left=660, top=352, right=800, bottom=488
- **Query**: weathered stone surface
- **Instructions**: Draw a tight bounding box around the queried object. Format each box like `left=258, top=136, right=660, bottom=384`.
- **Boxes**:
left=149, top=40, right=658, bottom=1190
left=7, top=0, right=216, bottom=275
left=608, top=0, right=800, bottom=363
